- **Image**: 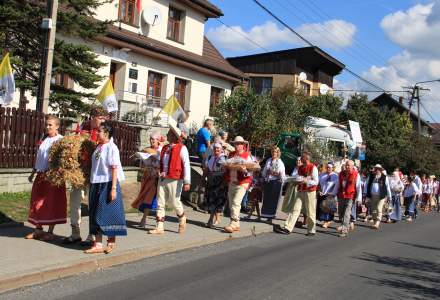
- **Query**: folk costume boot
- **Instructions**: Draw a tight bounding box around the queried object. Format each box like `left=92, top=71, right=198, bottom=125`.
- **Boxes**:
left=178, top=214, right=187, bottom=234
left=148, top=217, right=165, bottom=235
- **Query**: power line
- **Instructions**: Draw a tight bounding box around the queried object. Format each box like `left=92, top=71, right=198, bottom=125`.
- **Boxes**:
left=275, top=0, right=382, bottom=71
left=252, top=0, right=386, bottom=92
left=215, top=18, right=270, bottom=52
left=420, top=101, right=439, bottom=124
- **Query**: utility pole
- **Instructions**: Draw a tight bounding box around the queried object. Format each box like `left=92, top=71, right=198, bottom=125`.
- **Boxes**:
left=36, top=0, right=58, bottom=113
left=405, top=84, right=430, bottom=136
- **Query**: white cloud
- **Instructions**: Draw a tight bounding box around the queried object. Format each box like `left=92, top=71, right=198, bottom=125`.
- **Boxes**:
left=341, top=1, right=440, bottom=122
left=380, top=2, right=440, bottom=58
left=206, top=20, right=356, bottom=53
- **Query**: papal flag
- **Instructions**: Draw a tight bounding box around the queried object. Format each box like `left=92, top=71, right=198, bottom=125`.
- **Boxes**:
left=162, top=95, right=185, bottom=122
left=0, top=53, right=15, bottom=105
left=97, top=79, right=117, bottom=112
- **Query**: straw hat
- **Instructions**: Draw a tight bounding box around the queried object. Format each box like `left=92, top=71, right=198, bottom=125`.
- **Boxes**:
left=168, top=118, right=182, bottom=137
left=373, top=164, right=384, bottom=170
left=231, top=136, right=247, bottom=144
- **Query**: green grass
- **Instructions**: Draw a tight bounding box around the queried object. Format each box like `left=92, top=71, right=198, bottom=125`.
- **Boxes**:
left=0, top=191, right=170, bottom=224
left=0, top=192, right=31, bottom=224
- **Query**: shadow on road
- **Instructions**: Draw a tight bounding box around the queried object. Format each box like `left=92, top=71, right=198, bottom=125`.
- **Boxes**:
left=394, top=241, right=440, bottom=251
left=354, top=253, right=440, bottom=299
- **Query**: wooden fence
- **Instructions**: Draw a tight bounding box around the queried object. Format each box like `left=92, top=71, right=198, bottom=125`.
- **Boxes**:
left=0, top=107, right=140, bottom=168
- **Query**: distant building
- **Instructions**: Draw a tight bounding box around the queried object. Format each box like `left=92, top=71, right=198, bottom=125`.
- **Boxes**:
left=10, top=0, right=244, bottom=126
left=226, top=46, right=345, bottom=96
left=371, top=92, right=433, bottom=136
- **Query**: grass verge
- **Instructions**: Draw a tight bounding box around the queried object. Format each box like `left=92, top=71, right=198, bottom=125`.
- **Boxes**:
left=0, top=192, right=30, bottom=224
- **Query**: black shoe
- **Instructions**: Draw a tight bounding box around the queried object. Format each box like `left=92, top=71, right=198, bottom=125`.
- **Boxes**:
left=62, top=236, right=82, bottom=244
left=273, top=224, right=290, bottom=235
left=80, top=239, right=94, bottom=247
left=306, top=232, right=316, bottom=237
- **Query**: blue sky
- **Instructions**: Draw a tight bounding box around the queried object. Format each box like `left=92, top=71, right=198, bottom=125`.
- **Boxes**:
left=204, top=0, right=440, bottom=121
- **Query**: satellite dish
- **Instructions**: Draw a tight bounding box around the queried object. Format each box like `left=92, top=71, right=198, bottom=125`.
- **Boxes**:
left=142, top=7, right=162, bottom=26
left=299, top=72, right=307, bottom=81
left=319, top=84, right=330, bottom=95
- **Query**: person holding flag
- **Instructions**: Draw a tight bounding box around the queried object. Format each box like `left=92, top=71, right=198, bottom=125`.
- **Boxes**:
left=0, top=52, right=15, bottom=105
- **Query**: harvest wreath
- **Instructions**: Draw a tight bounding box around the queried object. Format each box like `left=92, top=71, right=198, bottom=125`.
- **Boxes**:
left=45, top=135, right=96, bottom=188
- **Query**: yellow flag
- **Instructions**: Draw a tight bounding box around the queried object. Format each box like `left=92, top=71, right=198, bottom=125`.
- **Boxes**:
left=97, top=79, right=117, bottom=112
left=163, top=95, right=185, bottom=122
left=0, top=53, right=15, bottom=105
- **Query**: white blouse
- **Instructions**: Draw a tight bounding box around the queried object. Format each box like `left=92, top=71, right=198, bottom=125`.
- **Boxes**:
left=262, top=158, right=286, bottom=181
left=35, top=134, right=63, bottom=172
left=90, top=141, right=125, bottom=184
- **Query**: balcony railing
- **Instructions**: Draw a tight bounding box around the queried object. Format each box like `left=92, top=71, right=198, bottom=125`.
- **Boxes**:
left=115, top=90, right=169, bottom=127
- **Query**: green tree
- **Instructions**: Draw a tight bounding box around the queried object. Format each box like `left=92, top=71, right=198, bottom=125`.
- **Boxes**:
left=342, top=94, right=414, bottom=171
left=212, top=87, right=277, bottom=148
left=0, top=0, right=110, bottom=116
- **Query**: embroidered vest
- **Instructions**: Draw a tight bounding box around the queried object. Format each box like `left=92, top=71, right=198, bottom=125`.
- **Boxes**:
left=225, top=151, right=253, bottom=185
left=298, top=162, right=317, bottom=192
left=338, top=170, right=358, bottom=200
left=160, top=143, right=184, bottom=180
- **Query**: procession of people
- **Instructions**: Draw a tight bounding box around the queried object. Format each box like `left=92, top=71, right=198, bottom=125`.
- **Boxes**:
left=24, top=111, right=439, bottom=255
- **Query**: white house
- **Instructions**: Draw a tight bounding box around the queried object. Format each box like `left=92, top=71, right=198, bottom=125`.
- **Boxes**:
left=10, top=0, right=244, bottom=127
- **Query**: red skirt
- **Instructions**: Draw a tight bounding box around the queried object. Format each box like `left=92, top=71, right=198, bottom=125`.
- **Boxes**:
left=28, top=173, right=67, bottom=226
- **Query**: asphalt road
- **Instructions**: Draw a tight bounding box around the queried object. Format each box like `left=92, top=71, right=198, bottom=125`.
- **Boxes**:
left=2, top=213, right=440, bottom=300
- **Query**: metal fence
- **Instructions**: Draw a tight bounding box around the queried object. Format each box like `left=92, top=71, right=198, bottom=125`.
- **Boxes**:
left=0, top=107, right=140, bottom=168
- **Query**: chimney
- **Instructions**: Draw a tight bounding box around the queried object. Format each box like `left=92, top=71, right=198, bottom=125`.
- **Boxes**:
left=399, top=96, right=403, bottom=104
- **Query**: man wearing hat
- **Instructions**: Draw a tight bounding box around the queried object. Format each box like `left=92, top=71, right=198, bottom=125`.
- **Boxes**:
left=336, top=160, right=362, bottom=237
left=365, top=164, right=391, bottom=229
left=224, top=136, right=254, bottom=233
left=149, top=119, right=191, bottom=235
left=196, top=117, right=214, bottom=163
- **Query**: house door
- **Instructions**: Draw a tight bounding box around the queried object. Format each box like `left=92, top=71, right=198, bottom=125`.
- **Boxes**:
left=109, top=62, right=117, bottom=87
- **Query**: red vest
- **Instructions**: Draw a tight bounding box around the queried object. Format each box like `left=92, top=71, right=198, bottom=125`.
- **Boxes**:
left=338, top=169, right=358, bottom=200
left=225, top=151, right=253, bottom=186
left=298, top=162, right=318, bottom=192
left=160, top=143, right=184, bottom=180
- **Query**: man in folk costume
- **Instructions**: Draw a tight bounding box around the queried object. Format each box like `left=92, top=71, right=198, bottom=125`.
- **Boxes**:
left=149, top=120, right=191, bottom=235
left=336, top=160, right=362, bottom=237
left=365, top=164, right=391, bottom=229
left=63, top=107, right=108, bottom=245
left=223, top=136, right=254, bottom=233
left=274, top=151, right=319, bottom=236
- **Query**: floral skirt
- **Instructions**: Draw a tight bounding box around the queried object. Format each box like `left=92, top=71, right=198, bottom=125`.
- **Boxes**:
left=206, top=174, right=227, bottom=214
left=89, top=181, right=127, bottom=237
left=131, top=172, right=158, bottom=211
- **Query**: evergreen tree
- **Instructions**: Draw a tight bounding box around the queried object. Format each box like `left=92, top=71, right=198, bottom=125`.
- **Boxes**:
left=0, top=0, right=111, bottom=116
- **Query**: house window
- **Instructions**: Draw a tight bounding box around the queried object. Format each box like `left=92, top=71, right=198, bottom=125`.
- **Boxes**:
left=147, top=72, right=163, bottom=98
left=300, top=81, right=311, bottom=96
left=119, top=0, right=137, bottom=26
left=210, top=87, right=224, bottom=112
left=167, top=6, right=183, bottom=42
left=249, top=77, right=272, bottom=95
left=174, top=78, right=187, bottom=108
left=54, top=73, right=73, bottom=89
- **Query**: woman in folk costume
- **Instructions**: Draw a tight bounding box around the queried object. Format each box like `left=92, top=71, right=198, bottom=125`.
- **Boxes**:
left=148, top=120, right=191, bottom=235
left=403, top=176, right=418, bottom=222
left=388, top=171, right=404, bottom=222
left=317, top=162, right=338, bottom=228
left=131, top=132, right=163, bottom=228
left=26, top=115, right=67, bottom=241
left=421, top=174, right=432, bottom=212
left=260, top=146, right=286, bottom=223
left=85, top=123, right=126, bottom=254
left=204, top=143, right=227, bottom=228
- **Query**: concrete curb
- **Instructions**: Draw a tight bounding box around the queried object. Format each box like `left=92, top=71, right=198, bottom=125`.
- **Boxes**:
left=0, top=226, right=273, bottom=294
